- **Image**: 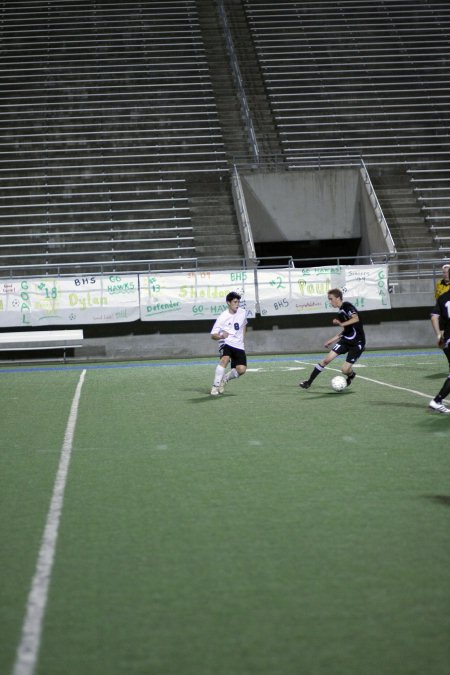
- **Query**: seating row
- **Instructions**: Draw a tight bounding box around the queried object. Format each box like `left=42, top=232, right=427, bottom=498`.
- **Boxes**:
left=244, top=0, right=450, bottom=166
left=0, top=0, right=228, bottom=275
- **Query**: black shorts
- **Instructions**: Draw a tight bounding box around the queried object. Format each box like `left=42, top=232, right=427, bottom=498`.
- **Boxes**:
left=331, top=338, right=365, bottom=364
left=222, top=344, right=247, bottom=368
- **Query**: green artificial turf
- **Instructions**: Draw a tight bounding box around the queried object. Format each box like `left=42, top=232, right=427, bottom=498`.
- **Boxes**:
left=1, top=352, right=449, bottom=675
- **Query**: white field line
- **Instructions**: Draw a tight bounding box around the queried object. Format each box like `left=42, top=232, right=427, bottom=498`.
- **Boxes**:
left=12, top=369, right=86, bottom=675
left=294, top=360, right=438, bottom=401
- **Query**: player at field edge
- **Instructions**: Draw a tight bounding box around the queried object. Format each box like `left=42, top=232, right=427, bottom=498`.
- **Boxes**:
left=299, top=288, right=365, bottom=390
left=209, top=291, right=248, bottom=396
left=429, top=287, right=450, bottom=413
left=434, top=262, right=450, bottom=299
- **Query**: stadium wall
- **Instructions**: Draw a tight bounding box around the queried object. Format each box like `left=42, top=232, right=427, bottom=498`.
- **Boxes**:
left=71, top=291, right=434, bottom=361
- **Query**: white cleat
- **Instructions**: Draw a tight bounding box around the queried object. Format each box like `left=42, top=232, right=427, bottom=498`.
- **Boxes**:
left=210, top=386, right=220, bottom=396
left=428, top=399, right=450, bottom=414
left=218, top=377, right=227, bottom=394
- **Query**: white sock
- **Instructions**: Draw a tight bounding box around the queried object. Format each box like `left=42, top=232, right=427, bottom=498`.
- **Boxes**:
left=214, top=364, right=225, bottom=386
left=226, top=368, right=240, bottom=382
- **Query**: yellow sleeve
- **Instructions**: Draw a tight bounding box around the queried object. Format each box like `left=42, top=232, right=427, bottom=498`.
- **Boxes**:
left=435, top=280, right=449, bottom=299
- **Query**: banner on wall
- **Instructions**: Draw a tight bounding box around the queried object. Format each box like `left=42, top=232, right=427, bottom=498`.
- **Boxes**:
left=139, top=270, right=257, bottom=321
left=0, top=266, right=390, bottom=327
left=257, top=265, right=390, bottom=316
left=0, top=274, right=140, bottom=326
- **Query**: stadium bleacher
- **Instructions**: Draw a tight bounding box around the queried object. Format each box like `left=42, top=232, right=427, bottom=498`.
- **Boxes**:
left=0, top=0, right=449, bottom=276
left=0, top=0, right=236, bottom=275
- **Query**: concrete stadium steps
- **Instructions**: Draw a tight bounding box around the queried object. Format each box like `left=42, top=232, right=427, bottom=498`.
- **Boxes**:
left=369, top=169, right=435, bottom=250
left=186, top=175, right=244, bottom=260
left=225, top=0, right=283, bottom=159
left=196, top=0, right=249, bottom=159
left=407, top=165, right=450, bottom=249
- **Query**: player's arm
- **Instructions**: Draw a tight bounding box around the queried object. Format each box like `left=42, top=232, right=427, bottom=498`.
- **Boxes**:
left=211, top=327, right=229, bottom=341
left=332, top=312, right=359, bottom=327
left=431, top=312, right=444, bottom=346
left=324, top=331, right=342, bottom=348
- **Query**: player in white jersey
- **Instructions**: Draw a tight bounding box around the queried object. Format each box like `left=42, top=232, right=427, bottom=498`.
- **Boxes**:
left=210, top=291, right=248, bottom=396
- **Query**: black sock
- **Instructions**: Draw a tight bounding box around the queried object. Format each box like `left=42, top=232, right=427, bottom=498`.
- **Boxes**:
left=436, top=375, right=450, bottom=402
left=308, top=364, right=324, bottom=383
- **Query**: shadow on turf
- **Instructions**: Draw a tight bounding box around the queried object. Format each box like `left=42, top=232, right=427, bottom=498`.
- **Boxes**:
left=298, top=390, right=356, bottom=398
left=423, top=372, right=450, bottom=381
left=371, top=400, right=426, bottom=409
left=188, top=391, right=239, bottom=402
left=424, top=495, right=450, bottom=507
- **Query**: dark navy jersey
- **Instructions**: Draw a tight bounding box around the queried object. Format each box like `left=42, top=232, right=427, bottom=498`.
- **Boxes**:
left=432, top=289, right=450, bottom=336
left=337, top=301, right=365, bottom=343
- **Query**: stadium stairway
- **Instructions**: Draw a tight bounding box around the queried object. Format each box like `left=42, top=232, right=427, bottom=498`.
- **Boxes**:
left=224, top=0, right=284, bottom=161
left=186, top=173, right=243, bottom=263
left=370, top=168, right=435, bottom=251
left=408, top=164, right=450, bottom=251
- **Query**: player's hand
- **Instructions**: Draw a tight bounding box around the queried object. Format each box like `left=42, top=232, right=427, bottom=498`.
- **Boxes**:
left=438, top=334, right=445, bottom=349
left=332, top=319, right=341, bottom=326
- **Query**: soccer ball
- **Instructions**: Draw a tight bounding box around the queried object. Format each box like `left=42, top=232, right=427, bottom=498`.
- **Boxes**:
left=331, top=375, right=347, bottom=392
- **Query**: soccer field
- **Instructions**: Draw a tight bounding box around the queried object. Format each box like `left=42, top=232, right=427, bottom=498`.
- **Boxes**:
left=1, top=350, right=449, bottom=675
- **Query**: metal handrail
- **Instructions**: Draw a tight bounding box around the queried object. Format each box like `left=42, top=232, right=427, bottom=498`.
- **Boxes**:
left=231, top=164, right=257, bottom=262
left=216, top=0, right=260, bottom=163
left=0, top=252, right=448, bottom=280
left=360, top=158, right=396, bottom=255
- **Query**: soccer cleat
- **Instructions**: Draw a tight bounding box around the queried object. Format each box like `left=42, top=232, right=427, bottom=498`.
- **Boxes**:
left=428, top=399, right=450, bottom=414
left=299, top=380, right=311, bottom=389
left=218, top=377, right=227, bottom=394
left=210, top=386, right=220, bottom=396
left=346, top=372, right=356, bottom=386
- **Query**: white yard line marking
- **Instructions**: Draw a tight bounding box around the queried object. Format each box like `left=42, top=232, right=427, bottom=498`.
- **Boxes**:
left=294, top=361, right=436, bottom=400
left=347, top=374, right=433, bottom=399
left=12, top=369, right=86, bottom=675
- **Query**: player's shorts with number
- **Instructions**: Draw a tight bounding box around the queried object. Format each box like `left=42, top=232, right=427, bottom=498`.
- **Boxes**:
left=332, top=338, right=365, bottom=364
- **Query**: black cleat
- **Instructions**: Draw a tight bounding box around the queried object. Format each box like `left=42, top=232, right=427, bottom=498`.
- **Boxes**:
left=299, top=380, right=311, bottom=389
left=346, top=372, right=356, bottom=386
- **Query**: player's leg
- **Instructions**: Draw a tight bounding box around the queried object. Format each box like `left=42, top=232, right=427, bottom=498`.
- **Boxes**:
left=429, top=373, right=450, bottom=413
left=299, top=347, right=339, bottom=389
left=342, top=342, right=365, bottom=385
left=221, top=349, right=246, bottom=390
left=443, top=343, right=450, bottom=371
left=211, top=354, right=230, bottom=395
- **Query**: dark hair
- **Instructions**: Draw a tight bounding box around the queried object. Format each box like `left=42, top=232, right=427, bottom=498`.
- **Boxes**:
left=328, top=288, right=343, bottom=300
left=226, top=291, right=241, bottom=303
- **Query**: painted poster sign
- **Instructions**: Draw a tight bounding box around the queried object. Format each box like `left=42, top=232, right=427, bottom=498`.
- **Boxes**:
left=139, top=270, right=257, bottom=321
left=257, top=265, right=390, bottom=316
left=0, top=274, right=140, bottom=326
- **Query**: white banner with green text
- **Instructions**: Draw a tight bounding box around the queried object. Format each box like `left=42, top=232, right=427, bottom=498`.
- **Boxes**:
left=0, top=274, right=140, bottom=326
left=0, top=266, right=389, bottom=327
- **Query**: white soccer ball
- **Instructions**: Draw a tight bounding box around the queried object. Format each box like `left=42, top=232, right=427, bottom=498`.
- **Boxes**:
left=331, top=375, right=347, bottom=392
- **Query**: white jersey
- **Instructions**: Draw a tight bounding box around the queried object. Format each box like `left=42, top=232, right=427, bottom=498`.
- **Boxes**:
left=211, top=306, right=247, bottom=350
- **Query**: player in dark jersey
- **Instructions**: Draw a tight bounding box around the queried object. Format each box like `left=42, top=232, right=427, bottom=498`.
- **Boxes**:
left=429, top=288, right=450, bottom=413
left=299, top=288, right=365, bottom=390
